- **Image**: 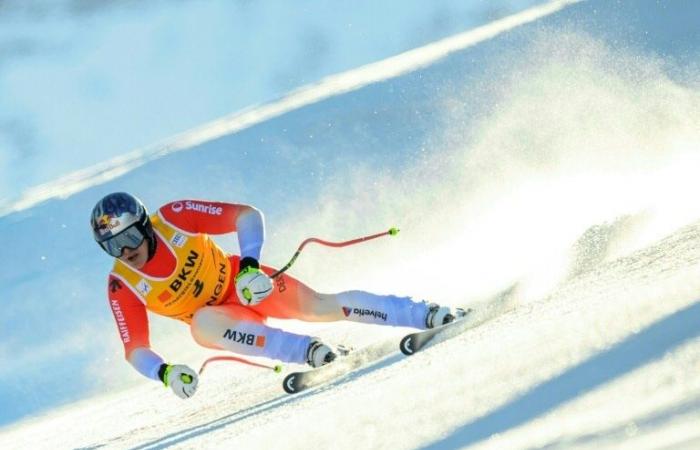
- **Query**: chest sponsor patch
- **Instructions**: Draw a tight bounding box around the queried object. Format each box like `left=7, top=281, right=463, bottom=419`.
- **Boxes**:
left=136, top=279, right=152, bottom=297
left=158, top=290, right=173, bottom=303
left=170, top=233, right=188, bottom=248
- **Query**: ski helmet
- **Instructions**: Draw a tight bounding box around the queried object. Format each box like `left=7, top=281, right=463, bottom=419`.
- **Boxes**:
left=90, top=192, right=155, bottom=258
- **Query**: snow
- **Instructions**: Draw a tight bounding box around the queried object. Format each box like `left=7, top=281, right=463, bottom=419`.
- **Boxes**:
left=2, top=0, right=700, bottom=449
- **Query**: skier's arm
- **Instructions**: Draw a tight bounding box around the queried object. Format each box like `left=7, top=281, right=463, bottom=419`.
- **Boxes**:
left=159, top=200, right=265, bottom=260
left=107, top=276, right=164, bottom=381
left=236, top=207, right=264, bottom=261
left=160, top=200, right=271, bottom=305
left=108, top=278, right=199, bottom=398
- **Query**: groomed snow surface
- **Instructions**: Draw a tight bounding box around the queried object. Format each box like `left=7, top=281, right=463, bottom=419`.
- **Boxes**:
left=2, top=0, right=700, bottom=449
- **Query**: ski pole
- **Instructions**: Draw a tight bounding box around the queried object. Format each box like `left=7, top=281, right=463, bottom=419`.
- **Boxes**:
left=199, top=228, right=399, bottom=376
left=199, top=355, right=283, bottom=375
left=270, top=227, right=400, bottom=279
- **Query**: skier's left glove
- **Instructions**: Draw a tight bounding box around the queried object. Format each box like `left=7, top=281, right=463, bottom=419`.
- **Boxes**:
left=235, top=257, right=274, bottom=306
left=159, top=364, right=199, bottom=399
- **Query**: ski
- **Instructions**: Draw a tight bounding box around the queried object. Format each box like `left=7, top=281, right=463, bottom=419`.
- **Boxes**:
left=399, top=308, right=477, bottom=355
left=282, top=338, right=396, bottom=394
left=400, top=285, right=518, bottom=355
left=283, top=284, right=519, bottom=394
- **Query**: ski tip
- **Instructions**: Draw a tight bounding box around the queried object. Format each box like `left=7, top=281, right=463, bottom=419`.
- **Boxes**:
left=283, top=373, right=300, bottom=394
left=400, top=335, right=415, bottom=356
left=273, top=364, right=283, bottom=373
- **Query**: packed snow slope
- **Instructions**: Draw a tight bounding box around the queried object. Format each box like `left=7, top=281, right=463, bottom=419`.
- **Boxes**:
left=2, top=0, right=700, bottom=448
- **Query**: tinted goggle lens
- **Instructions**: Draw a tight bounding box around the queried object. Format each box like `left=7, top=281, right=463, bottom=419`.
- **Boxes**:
left=100, top=225, right=146, bottom=257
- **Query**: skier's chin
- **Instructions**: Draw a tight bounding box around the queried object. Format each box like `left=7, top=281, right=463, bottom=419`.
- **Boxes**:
left=120, top=250, right=147, bottom=269
left=125, top=258, right=146, bottom=269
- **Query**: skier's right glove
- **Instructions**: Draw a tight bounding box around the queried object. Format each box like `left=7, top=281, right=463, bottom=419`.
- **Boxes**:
left=158, top=363, right=199, bottom=399
left=235, top=257, right=274, bottom=306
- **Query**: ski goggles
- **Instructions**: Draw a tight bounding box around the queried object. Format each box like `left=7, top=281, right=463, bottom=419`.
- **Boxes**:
left=99, top=225, right=146, bottom=257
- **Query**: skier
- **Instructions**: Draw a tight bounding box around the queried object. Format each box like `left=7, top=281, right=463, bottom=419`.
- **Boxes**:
left=92, top=192, right=459, bottom=399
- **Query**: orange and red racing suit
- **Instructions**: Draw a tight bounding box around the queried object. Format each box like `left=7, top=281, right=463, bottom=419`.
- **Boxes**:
left=106, top=200, right=430, bottom=380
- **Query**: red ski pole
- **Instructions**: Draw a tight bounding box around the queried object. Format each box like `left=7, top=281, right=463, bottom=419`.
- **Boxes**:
left=200, top=227, right=400, bottom=376
left=199, top=355, right=283, bottom=375
left=270, top=227, right=400, bottom=279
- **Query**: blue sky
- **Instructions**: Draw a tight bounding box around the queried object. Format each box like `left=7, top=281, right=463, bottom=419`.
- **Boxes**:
left=0, top=0, right=543, bottom=205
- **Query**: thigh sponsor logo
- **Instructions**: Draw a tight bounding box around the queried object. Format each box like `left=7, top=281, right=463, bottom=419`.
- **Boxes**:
left=341, top=307, right=387, bottom=321
left=277, top=274, right=287, bottom=293
left=223, top=329, right=266, bottom=347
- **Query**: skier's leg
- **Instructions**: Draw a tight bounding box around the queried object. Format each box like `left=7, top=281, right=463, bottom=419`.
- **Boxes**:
left=250, top=271, right=431, bottom=329
left=190, top=303, right=311, bottom=364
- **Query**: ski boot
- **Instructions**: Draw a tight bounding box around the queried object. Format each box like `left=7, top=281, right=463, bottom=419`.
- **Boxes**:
left=425, top=304, right=467, bottom=329
left=306, top=339, right=338, bottom=368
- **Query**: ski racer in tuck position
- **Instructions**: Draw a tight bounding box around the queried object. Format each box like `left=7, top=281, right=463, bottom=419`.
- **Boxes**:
left=92, top=192, right=459, bottom=398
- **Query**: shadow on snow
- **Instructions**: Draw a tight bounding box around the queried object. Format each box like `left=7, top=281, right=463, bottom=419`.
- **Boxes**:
left=420, top=300, right=700, bottom=450
left=128, top=352, right=404, bottom=450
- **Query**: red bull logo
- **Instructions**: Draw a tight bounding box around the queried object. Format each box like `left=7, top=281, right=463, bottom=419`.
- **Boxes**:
left=98, top=214, right=120, bottom=234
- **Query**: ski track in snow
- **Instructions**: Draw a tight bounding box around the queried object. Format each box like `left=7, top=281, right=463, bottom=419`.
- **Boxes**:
left=3, top=0, right=700, bottom=449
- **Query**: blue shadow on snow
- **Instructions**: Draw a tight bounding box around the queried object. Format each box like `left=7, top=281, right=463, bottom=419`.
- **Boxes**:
left=420, top=300, right=700, bottom=450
